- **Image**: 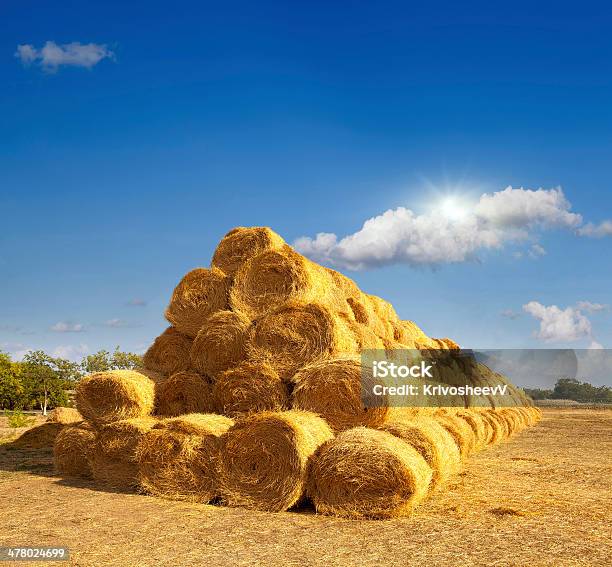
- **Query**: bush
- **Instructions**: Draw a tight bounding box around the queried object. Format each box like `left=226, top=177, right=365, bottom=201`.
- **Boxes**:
left=4, top=409, right=35, bottom=428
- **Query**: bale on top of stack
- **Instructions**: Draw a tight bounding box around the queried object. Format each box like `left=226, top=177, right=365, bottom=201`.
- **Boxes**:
left=57, top=225, right=539, bottom=519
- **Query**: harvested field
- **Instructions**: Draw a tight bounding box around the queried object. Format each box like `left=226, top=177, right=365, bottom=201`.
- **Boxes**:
left=0, top=408, right=610, bottom=566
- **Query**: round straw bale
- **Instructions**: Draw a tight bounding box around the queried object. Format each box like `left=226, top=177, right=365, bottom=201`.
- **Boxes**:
left=476, top=409, right=505, bottom=444
left=454, top=409, right=489, bottom=450
left=349, top=321, right=385, bottom=350
left=211, top=226, right=286, bottom=276
left=217, top=410, right=333, bottom=512
left=11, top=422, right=64, bottom=449
left=213, top=361, right=288, bottom=418
left=307, top=427, right=432, bottom=519
left=155, top=371, right=214, bottom=417
left=498, top=408, right=523, bottom=434
left=76, top=370, right=155, bottom=426
left=46, top=407, right=82, bottom=425
left=165, top=267, right=229, bottom=338
left=189, top=310, right=250, bottom=378
left=291, top=357, right=389, bottom=432
left=433, top=412, right=476, bottom=459
left=378, top=416, right=461, bottom=490
left=230, top=247, right=346, bottom=319
left=246, top=301, right=358, bottom=379
left=136, top=413, right=233, bottom=502
left=54, top=424, right=95, bottom=478
left=92, top=417, right=157, bottom=491
left=481, top=409, right=509, bottom=441
left=143, top=327, right=193, bottom=376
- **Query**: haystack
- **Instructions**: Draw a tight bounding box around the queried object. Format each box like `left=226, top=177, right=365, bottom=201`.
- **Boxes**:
left=91, top=417, right=157, bottom=491
left=379, top=416, right=461, bottom=490
left=46, top=407, right=82, bottom=425
left=76, top=370, right=155, bottom=426
left=217, top=410, right=333, bottom=511
left=246, top=301, right=357, bottom=379
left=307, top=427, right=432, bottom=519
left=54, top=423, right=95, bottom=478
left=212, top=361, right=288, bottom=417
left=434, top=412, right=477, bottom=458
left=136, top=413, right=233, bottom=502
left=453, top=409, right=490, bottom=450
left=291, top=357, right=389, bottom=432
left=212, top=226, right=286, bottom=276
left=155, top=371, right=214, bottom=417
left=190, top=310, right=250, bottom=377
left=11, top=422, right=64, bottom=449
left=143, top=327, right=192, bottom=377
left=165, top=267, right=229, bottom=338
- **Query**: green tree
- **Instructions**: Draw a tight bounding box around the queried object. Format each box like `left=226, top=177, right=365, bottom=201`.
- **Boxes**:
left=81, top=347, right=143, bottom=374
left=20, top=351, right=71, bottom=414
left=0, top=352, right=26, bottom=409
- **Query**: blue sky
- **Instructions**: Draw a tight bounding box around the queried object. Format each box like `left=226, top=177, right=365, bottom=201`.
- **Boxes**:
left=1, top=0, right=611, bottom=361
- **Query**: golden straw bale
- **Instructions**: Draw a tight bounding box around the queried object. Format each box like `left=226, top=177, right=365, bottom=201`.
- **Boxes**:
left=229, top=247, right=348, bottom=320
left=165, top=267, right=229, bottom=338
left=291, top=357, right=389, bottom=432
left=212, top=361, right=288, bottom=418
left=54, top=423, right=95, bottom=478
left=143, top=327, right=193, bottom=376
left=46, top=407, right=82, bottom=424
left=453, top=409, right=490, bottom=450
left=379, top=416, right=461, bottom=490
left=434, top=412, right=476, bottom=459
left=217, top=410, right=333, bottom=512
left=155, top=371, right=214, bottom=417
left=11, top=422, right=64, bottom=449
left=476, top=409, right=505, bottom=444
left=92, top=417, right=157, bottom=491
left=246, top=301, right=358, bottom=379
left=190, top=310, right=250, bottom=378
left=136, top=413, right=233, bottom=502
left=212, top=226, right=286, bottom=276
left=307, top=427, right=432, bottom=519
left=482, top=409, right=510, bottom=441
left=76, top=370, right=155, bottom=426
left=348, top=321, right=386, bottom=350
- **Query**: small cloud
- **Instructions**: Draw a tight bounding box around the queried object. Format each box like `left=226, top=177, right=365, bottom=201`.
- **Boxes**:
left=15, top=41, right=114, bottom=73
left=52, top=344, right=89, bottom=361
left=104, top=318, right=137, bottom=328
left=126, top=298, right=147, bottom=307
left=576, top=301, right=609, bottom=313
left=588, top=340, right=604, bottom=350
left=577, top=220, right=612, bottom=238
left=528, top=244, right=546, bottom=259
left=523, top=301, right=592, bottom=343
left=512, top=251, right=524, bottom=259
left=501, top=309, right=521, bottom=320
left=51, top=321, right=85, bottom=333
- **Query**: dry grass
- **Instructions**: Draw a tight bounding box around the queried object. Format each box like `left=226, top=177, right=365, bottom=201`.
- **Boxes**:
left=0, top=408, right=610, bottom=566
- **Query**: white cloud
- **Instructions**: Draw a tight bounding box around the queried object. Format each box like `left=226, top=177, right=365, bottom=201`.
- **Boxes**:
left=52, top=344, right=89, bottom=361
left=577, top=220, right=612, bottom=238
left=51, top=321, right=85, bottom=333
left=588, top=340, right=604, bottom=350
left=104, top=318, right=136, bottom=328
left=15, top=41, right=114, bottom=72
left=501, top=309, right=521, bottom=320
left=295, top=187, right=584, bottom=270
left=528, top=244, right=547, bottom=259
left=523, top=301, right=592, bottom=343
left=576, top=301, right=609, bottom=313
left=127, top=298, right=147, bottom=307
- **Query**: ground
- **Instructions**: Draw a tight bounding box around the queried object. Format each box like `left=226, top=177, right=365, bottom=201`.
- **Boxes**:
left=0, top=409, right=610, bottom=567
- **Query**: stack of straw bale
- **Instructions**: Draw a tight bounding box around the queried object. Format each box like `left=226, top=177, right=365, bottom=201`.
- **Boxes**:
left=51, top=226, right=541, bottom=518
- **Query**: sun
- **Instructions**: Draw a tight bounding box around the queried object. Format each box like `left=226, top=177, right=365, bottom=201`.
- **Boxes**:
left=437, top=196, right=470, bottom=221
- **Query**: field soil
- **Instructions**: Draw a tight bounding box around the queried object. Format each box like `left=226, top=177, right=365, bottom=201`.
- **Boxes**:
left=0, top=408, right=610, bottom=567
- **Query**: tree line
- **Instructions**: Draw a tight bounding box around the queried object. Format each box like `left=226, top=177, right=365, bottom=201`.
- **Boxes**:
left=525, top=378, right=612, bottom=403
left=0, top=348, right=142, bottom=414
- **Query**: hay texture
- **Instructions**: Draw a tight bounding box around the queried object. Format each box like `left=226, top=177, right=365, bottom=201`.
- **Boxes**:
left=54, top=424, right=95, bottom=478
left=213, top=361, right=288, bottom=418
left=453, top=409, right=490, bottom=450
left=307, top=427, right=432, bottom=519
left=46, top=407, right=82, bottom=425
left=291, top=357, right=389, bottom=432
left=136, top=413, right=233, bottom=502
left=434, top=412, right=477, bottom=459
left=212, top=226, right=286, bottom=276
left=217, top=410, right=333, bottom=512
left=246, top=301, right=357, bottom=379
left=165, top=267, right=229, bottom=338
left=379, top=416, right=461, bottom=490
left=12, top=422, right=64, bottom=449
left=155, top=371, right=214, bottom=417
left=143, top=327, right=193, bottom=377
left=76, top=370, right=155, bottom=426
left=190, top=310, right=250, bottom=378
left=92, top=417, right=157, bottom=491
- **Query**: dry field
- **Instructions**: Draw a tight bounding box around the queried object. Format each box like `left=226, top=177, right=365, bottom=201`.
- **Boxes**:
left=0, top=408, right=610, bottom=567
